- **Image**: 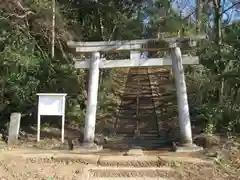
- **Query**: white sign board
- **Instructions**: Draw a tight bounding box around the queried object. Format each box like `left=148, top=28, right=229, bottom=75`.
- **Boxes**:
left=37, top=93, right=67, bottom=142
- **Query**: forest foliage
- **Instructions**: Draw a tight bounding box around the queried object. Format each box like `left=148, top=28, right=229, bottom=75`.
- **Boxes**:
left=0, top=0, right=240, bottom=135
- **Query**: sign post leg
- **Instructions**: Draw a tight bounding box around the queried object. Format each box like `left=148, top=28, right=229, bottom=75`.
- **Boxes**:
left=37, top=114, right=41, bottom=142
left=83, top=52, right=100, bottom=144
left=61, top=115, right=65, bottom=143
left=61, top=96, right=66, bottom=143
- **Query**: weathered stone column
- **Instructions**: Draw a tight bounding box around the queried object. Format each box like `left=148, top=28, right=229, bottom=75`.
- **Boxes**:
left=8, top=113, right=21, bottom=146
left=170, top=46, right=193, bottom=145
left=83, top=52, right=100, bottom=144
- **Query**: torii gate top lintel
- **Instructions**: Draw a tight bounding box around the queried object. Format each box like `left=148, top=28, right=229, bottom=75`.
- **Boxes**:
left=67, top=35, right=205, bottom=69
left=67, top=34, right=206, bottom=53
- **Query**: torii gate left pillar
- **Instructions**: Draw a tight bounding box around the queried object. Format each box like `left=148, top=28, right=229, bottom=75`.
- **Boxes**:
left=83, top=52, right=100, bottom=144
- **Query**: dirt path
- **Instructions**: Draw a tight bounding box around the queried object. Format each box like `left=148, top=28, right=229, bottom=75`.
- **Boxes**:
left=0, top=147, right=239, bottom=180
left=0, top=150, right=87, bottom=180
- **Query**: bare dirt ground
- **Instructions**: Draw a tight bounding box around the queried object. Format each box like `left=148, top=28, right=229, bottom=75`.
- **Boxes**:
left=0, top=127, right=239, bottom=180
left=0, top=151, right=87, bottom=180
left=0, top=143, right=239, bottom=180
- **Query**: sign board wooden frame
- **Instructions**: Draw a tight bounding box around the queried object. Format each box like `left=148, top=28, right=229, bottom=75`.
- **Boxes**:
left=37, top=93, right=67, bottom=143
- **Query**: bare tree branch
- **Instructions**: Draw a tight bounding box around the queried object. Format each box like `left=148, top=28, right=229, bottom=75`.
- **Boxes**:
left=221, top=1, right=240, bottom=15
left=9, top=11, right=35, bottom=19
left=0, top=11, right=35, bottom=21
left=15, top=0, right=31, bottom=11
left=0, top=0, right=35, bottom=20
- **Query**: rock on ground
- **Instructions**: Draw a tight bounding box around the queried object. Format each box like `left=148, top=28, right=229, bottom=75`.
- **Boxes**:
left=193, top=133, right=220, bottom=149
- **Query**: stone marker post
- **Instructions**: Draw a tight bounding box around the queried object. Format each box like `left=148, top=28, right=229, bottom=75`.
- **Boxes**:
left=8, top=113, right=21, bottom=146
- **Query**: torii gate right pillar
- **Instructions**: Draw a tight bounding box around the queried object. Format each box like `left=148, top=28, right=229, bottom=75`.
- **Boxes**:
left=170, top=45, right=192, bottom=145
left=169, top=43, right=202, bottom=151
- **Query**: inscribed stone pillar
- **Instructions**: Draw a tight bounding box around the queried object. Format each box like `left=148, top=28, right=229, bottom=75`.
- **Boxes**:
left=83, top=52, right=100, bottom=144
left=170, top=46, right=193, bottom=145
left=8, top=112, right=21, bottom=146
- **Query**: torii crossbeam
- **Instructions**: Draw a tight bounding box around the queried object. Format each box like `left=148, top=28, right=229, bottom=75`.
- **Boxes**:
left=68, top=35, right=205, bottom=151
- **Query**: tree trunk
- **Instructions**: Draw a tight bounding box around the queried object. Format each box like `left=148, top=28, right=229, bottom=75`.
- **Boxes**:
left=213, top=0, right=224, bottom=103
left=196, top=0, right=202, bottom=33
left=52, top=0, right=55, bottom=59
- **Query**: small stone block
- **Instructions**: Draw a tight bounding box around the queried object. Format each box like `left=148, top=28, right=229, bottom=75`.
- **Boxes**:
left=94, top=134, right=108, bottom=145
left=169, top=42, right=177, bottom=48
left=175, top=143, right=203, bottom=152
left=188, top=40, right=197, bottom=47
left=125, top=149, right=144, bottom=156
left=73, top=143, right=103, bottom=153
left=133, top=129, right=140, bottom=138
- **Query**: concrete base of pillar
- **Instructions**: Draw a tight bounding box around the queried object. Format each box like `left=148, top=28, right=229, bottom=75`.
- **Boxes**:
left=74, top=142, right=103, bottom=153
left=174, top=143, right=203, bottom=153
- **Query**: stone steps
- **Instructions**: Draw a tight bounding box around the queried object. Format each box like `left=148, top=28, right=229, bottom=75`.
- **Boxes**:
left=96, top=155, right=213, bottom=167
left=88, top=166, right=175, bottom=179
left=88, top=178, right=170, bottom=180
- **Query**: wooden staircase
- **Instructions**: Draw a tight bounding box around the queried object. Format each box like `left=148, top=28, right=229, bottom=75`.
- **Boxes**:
left=115, top=68, right=158, bottom=135
left=106, top=67, right=179, bottom=149
left=147, top=67, right=179, bottom=141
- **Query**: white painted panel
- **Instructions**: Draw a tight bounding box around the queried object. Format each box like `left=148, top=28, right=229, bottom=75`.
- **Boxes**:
left=102, top=59, right=139, bottom=68
left=38, top=95, right=64, bottom=116
left=74, top=61, right=90, bottom=68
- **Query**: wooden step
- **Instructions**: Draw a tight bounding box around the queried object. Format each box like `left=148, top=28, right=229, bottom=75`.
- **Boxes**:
left=115, top=132, right=159, bottom=136
left=105, top=140, right=169, bottom=148
left=123, top=80, right=173, bottom=87
left=116, top=131, right=159, bottom=135
left=118, top=89, right=175, bottom=96
left=119, top=94, right=175, bottom=98
left=119, top=104, right=156, bottom=109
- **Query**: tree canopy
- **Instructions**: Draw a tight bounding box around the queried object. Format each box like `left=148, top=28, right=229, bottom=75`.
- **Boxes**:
left=0, top=0, right=240, bottom=135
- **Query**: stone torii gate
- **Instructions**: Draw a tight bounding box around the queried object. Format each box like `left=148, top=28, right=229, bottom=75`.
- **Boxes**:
left=68, top=36, right=204, bottom=151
